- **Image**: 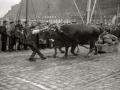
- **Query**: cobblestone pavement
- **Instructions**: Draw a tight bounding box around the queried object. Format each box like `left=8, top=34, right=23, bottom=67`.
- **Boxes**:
left=0, top=46, right=120, bottom=90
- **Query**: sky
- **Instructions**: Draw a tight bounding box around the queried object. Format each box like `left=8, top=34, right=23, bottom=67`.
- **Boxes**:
left=0, top=0, right=21, bottom=18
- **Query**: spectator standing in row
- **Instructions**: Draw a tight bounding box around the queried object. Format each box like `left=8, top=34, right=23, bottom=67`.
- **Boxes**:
left=15, top=20, right=23, bottom=50
left=20, top=28, right=26, bottom=50
left=0, top=26, right=2, bottom=52
left=1, top=21, right=8, bottom=52
left=7, top=21, right=15, bottom=52
left=15, top=20, right=23, bottom=31
left=23, top=21, right=29, bottom=50
left=14, top=26, right=21, bottom=51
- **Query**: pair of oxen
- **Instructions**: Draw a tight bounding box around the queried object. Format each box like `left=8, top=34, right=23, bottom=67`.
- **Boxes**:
left=39, top=24, right=103, bottom=58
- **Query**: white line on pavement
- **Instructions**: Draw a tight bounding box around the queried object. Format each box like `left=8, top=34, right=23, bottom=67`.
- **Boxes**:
left=15, top=77, right=51, bottom=90
left=7, top=75, right=51, bottom=90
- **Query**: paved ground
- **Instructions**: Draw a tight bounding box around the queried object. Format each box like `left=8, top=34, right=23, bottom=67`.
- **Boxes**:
left=0, top=46, right=120, bottom=90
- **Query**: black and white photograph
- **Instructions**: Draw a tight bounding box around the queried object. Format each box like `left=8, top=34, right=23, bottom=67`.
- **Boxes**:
left=0, top=0, right=120, bottom=90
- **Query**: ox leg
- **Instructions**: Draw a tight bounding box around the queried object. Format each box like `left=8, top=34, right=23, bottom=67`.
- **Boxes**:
left=58, top=44, right=65, bottom=53
left=85, top=41, right=94, bottom=58
left=85, top=49, right=93, bottom=58
left=85, top=39, right=98, bottom=58
left=53, top=45, right=57, bottom=58
left=94, top=43, right=98, bottom=55
left=71, top=44, right=78, bottom=56
left=63, top=46, right=69, bottom=58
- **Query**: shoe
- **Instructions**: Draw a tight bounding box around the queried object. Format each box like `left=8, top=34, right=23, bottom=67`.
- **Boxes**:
left=29, top=58, right=36, bottom=61
left=41, top=56, right=47, bottom=60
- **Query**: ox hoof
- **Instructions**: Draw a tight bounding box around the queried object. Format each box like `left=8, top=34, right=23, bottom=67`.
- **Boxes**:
left=84, top=55, right=90, bottom=58
left=72, top=53, right=78, bottom=56
left=52, top=54, right=57, bottom=58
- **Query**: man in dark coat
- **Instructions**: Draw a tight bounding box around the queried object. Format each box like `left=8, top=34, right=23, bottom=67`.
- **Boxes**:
left=23, top=21, right=29, bottom=50
left=15, top=20, right=23, bottom=50
left=26, top=26, right=48, bottom=61
left=15, top=20, right=23, bottom=31
left=7, top=21, right=15, bottom=51
left=1, top=21, right=8, bottom=51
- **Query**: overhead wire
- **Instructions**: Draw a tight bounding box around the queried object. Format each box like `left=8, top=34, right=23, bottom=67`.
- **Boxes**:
left=31, top=0, right=38, bottom=22
left=38, top=0, right=50, bottom=22
left=16, top=0, right=23, bottom=22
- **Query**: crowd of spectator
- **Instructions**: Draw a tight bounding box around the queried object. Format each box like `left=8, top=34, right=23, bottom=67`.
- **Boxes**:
left=0, top=20, right=52, bottom=52
left=0, top=20, right=119, bottom=53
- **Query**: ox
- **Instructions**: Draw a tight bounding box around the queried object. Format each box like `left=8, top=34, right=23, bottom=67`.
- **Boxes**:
left=40, top=28, right=76, bottom=58
left=41, top=24, right=102, bottom=58
left=60, top=24, right=103, bottom=57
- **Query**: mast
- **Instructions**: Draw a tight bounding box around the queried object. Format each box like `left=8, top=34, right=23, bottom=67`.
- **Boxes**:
left=89, top=0, right=97, bottom=23
left=116, top=4, right=119, bottom=25
left=26, top=0, right=28, bottom=22
left=72, top=0, right=85, bottom=24
left=48, top=4, right=50, bottom=23
left=86, top=0, right=91, bottom=25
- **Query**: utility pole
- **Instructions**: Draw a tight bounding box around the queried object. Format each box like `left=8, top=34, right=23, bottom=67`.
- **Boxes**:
left=48, top=4, right=50, bottom=23
left=26, top=0, right=28, bottom=22
left=86, top=0, right=91, bottom=25
left=89, top=0, right=97, bottom=23
left=116, top=4, right=119, bottom=25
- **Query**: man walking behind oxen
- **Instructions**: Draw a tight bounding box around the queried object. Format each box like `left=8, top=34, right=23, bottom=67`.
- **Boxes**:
left=26, top=24, right=48, bottom=61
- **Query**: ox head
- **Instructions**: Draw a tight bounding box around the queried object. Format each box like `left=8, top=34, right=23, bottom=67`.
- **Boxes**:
left=39, top=23, right=62, bottom=40
left=39, top=28, right=56, bottom=40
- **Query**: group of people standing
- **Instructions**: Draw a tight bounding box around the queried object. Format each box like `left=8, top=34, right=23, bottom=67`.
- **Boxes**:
left=0, top=20, right=52, bottom=61
left=0, top=20, right=32, bottom=52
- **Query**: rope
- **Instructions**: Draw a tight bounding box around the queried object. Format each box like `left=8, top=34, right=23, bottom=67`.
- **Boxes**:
left=16, top=0, right=23, bottom=22
left=38, top=7, right=48, bottom=21
left=31, top=0, right=38, bottom=22
left=72, top=0, right=85, bottom=24
left=42, top=0, right=49, bottom=5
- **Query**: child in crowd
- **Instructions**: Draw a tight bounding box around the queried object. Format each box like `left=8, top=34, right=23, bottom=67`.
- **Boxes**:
left=20, top=29, right=25, bottom=50
left=14, top=26, right=21, bottom=51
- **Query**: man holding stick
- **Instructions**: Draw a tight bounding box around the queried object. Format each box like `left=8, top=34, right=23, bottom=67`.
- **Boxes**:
left=26, top=25, right=48, bottom=61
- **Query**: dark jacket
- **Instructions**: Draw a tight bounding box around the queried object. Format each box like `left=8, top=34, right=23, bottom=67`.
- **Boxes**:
left=26, top=30, right=37, bottom=42
left=15, top=24, right=23, bottom=30
left=0, top=26, right=7, bottom=38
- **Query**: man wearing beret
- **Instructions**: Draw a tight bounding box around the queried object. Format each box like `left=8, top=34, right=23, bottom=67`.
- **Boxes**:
left=26, top=25, right=48, bottom=61
left=15, top=20, right=23, bottom=30
left=7, top=21, right=15, bottom=51
left=23, top=21, right=29, bottom=50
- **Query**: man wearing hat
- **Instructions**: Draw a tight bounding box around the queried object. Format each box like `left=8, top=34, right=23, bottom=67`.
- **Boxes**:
left=15, top=20, right=23, bottom=50
left=15, top=20, right=23, bottom=31
left=7, top=21, right=15, bottom=51
left=1, top=21, right=8, bottom=51
left=26, top=26, right=48, bottom=61
left=23, top=21, right=29, bottom=50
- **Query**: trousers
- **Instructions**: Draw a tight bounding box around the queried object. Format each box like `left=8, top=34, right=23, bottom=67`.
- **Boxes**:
left=26, top=41, right=43, bottom=58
